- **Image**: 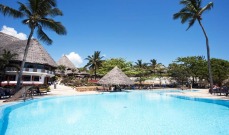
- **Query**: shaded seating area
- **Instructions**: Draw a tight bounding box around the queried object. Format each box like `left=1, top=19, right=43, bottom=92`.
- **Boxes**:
left=97, top=66, right=134, bottom=92
left=212, top=86, right=229, bottom=96
left=1, top=85, right=50, bottom=101
left=27, top=86, right=48, bottom=96
left=0, top=87, right=16, bottom=99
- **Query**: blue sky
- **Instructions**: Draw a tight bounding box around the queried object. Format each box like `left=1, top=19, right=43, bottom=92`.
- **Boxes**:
left=0, top=0, right=228, bottom=67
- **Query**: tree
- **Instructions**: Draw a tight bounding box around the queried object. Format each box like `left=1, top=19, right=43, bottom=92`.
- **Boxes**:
left=173, top=0, right=214, bottom=93
left=0, top=0, right=67, bottom=91
left=211, top=58, right=229, bottom=87
left=175, top=56, right=207, bottom=86
left=97, top=58, right=133, bottom=76
left=155, top=63, right=167, bottom=87
left=0, top=49, right=19, bottom=86
left=84, top=51, right=104, bottom=80
left=57, top=65, right=66, bottom=77
left=134, top=60, right=149, bottom=85
left=168, top=63, right=189, bottom=86
left=150, top=59, right=157, bottom=74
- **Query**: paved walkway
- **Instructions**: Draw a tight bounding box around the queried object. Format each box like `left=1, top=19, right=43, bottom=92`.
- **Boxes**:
left=49, top=84, right=99, bottom=96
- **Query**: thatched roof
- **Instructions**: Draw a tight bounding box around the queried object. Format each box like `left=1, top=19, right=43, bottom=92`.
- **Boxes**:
left=98, top=66, right=134, bottom=85
left=57, top=55, right=76, bottom=69
left=0, top=32, right=57, bottom=67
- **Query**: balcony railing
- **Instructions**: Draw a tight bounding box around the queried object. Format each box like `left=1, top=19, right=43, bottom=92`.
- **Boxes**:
left=5, top=67, right=55, bottom=75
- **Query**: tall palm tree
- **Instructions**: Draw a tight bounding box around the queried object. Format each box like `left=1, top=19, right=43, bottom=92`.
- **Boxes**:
left=135, top=60, right=148, bottom=85
left=57, top=65, right=66, bottom=77
left=173, top=0, right=214, bottom=93
left=84, top=51, right=104, bottom=80
left=0, top=0, right=67, bottom=91
left=155, top=63, right=166, bottom=87
left=150, top=59, right=157, bottom=74
left=0, top=49, right=19, bottom=86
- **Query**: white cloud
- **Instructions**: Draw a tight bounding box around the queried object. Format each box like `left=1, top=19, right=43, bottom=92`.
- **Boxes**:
left=1, top=25, right=27, bottom=40
left=66, top=52, right=83, bottom=67
left=102, top=54, right=106, bottom=58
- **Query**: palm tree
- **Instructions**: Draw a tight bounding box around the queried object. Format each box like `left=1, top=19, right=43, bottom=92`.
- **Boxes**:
left=84, top=51, right=104, bottom=80
left=135, top=60, right=148, bottom=85
left=0, top=49, right=19, bottom=86
left=173, top=0, right=214, bottom=93
left=155, top=63, right=166, bottom=87
left=150, top=59, right=157, bottom=74
left=0, top=0, right=67, bottom=91
left=57, top=65, right=66, bottom=76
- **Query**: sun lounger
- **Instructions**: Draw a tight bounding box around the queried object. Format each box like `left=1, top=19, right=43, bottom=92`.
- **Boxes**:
left=0, top=87, right=16, bottom=99
left=32, top=88, right=47, bottom=95
left=213, top=86, right=228, bottom=96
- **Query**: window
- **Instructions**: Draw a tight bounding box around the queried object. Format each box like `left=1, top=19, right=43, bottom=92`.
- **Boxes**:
left=44, top=65, right=50, bottom=70
left=8, top=75, right=16, bottom=81
left=37, top=64, right=44, bottom=69
left=33, top=76, right=40, bottom=81
left=22, top=75, right=31, bottom=81
left=24, top=63, right=34, bottom=68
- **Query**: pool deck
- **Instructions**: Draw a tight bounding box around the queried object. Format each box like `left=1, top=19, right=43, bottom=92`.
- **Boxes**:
left=0, top=84, right=100, bottom=106
left=166, top=89, right=229, bottom=100
left=0, top=85, right=228, bottom=106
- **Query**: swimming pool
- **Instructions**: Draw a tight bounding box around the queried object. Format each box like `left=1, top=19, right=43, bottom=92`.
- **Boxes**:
left=1, top=90, right=229, bottom=135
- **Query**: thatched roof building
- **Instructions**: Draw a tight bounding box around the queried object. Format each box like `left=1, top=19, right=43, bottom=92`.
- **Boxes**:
left=0, top=32, right=57, bottom=67
left=98, top=66, right=134, bottom=85
left=57, top=55, right=76, bottom=69
left=0, top=32, right=57, bottom=86
left=56, top=55, right=78, bottom=75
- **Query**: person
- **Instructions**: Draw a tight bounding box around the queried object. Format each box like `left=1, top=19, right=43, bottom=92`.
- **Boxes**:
left=54, top=82, right=57, bottom=89
left=36, top=86, right=40, bottom=93
left=210, top=84, right=219, bottom=94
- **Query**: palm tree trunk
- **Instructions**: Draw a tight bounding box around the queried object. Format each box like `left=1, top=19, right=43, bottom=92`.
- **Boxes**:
left=198, top=19, right=213, bottom=93
left=0, top=71, right=5, bottom=87
left=16, top=28, right=34, bottom=91
left=94, top=66, right=97, bottom=80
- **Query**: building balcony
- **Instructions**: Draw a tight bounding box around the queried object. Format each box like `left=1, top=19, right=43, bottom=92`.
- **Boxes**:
left=5, top=67, right=55, bottom=75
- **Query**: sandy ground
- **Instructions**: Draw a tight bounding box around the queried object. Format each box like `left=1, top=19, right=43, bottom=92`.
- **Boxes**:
left=0, top=84, right=100, bottom=106
left=0, top=85, right=228, bottom=106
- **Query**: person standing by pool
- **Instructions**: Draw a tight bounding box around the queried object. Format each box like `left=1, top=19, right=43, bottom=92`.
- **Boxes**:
left=54, top=82, right=57, bottom=89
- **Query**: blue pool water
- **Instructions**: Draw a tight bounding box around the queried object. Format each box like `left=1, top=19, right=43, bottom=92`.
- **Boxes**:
left=0, top=90, right=229, bottom=135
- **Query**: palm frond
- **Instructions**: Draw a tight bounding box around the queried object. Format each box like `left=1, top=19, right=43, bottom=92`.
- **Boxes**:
left=186, top=18, right=196, bottom=30
left=199, top=2, right=213, bottom=15
left=37, top=25, right=52, bottom=45
left=180, top=0, right=190, bottom=5
left=190, top=0, right=200, bottom=11
left=174, top=0, right=213, bottom=31
left=39, top=18, right=67, bottom=35
left=7, top=63, right=20, bottom=71
left=48, top=8, right=63, bottom=17
left=85, top=56, right=92, bottom=60
left=41, top=0, right=57, bottom=7
left=18, top=2, right=32, bottom=16
left=0, top=4, right=23, bottom=18
left=22, top=19, right=30, bottom=25
left=173, top=11, right=193, bottom=24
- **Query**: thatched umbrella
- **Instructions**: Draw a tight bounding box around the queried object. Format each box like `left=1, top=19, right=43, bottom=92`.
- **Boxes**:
left=98, top=66, right=134, bottom=85
left=0, top=32, right=57, bottom=67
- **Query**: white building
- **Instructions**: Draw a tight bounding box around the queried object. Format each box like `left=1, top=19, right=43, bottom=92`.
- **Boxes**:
left=0, top=32, right=57, bottom=86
